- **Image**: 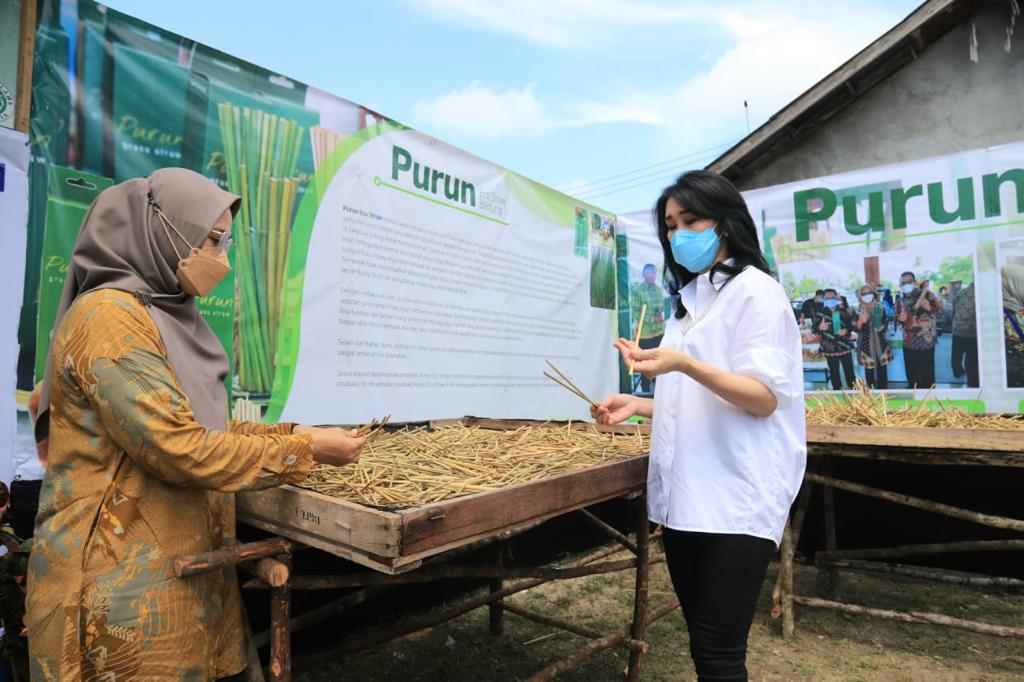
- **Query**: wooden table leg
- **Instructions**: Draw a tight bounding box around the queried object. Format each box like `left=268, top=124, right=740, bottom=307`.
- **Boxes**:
left=489, top=539, right=506, bottom=635
left=626, top=493, right=651, bottom=682
left=820, top=456, right=839, bottom=597
left=780, top=521, right=795, bottom=640
left=269, top=555, right=292, bottom=682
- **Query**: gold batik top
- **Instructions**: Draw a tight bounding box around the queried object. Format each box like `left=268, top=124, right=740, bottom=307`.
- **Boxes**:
left=26, top=289, right=315, bottom=681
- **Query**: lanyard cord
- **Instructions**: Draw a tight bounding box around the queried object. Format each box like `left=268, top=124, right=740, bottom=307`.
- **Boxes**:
left=148, top=190, right=194, bottom=260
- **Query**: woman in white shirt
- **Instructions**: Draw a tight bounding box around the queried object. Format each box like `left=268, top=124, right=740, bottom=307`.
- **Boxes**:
left=593, top=170, right=806, bottom=682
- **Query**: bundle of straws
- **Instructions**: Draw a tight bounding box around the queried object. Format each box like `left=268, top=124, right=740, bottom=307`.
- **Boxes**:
left=807, top=382, right=1024, bottom=429
left=218, top=103, right=307, bottom=393
left=302, top=423, right=649, bottom=509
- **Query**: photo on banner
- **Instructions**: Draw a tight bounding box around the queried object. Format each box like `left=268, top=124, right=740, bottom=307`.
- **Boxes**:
left=996, top=238, right=1024, bottom=391
left=618, top=211, right=670, bottom=396
left=620, top=141, right=1024, bottom=413
left=743, top=140, right=1024, bottom=412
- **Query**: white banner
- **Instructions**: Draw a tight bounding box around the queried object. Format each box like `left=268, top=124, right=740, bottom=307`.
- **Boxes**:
left=269, top=126, right=620, bottom=424
left=0, top=127, right=30, bottom=485
left=621, top=141, right=1024, bottom=413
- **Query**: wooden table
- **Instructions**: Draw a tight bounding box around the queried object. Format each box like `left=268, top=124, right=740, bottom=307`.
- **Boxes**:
left=173, top=419, right=678, bottom=681
left=775, top=424, right=1024, bottom=639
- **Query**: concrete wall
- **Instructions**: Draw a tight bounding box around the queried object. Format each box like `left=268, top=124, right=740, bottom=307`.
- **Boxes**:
left=736, top=2, right=1023, bottom=191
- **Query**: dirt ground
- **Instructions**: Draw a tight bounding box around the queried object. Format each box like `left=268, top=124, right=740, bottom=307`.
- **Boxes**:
left=292, top=548, right=1024, bottom=681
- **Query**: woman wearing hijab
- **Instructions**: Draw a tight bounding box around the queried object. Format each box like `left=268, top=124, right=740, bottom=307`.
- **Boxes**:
left=591, top=171, right=805, bottom=681
left=814, top=289, right=856, bottom=390
left=26, top=168, right=365, bottom=680
left=1002, top=264, right=1024, bottom=388
left=852, top=284, right=892, bottom=389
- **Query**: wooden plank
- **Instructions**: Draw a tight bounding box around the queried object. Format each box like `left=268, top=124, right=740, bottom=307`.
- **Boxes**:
left=236, top=485, right=402, bottom=557
left=15, top=0, right=37, bottom=133
left=808, top=443, right=1024, bottom=467
left=399, top=455, right=648, bottom=556
left=238, top=513, right=415, bottom=574
left=806, top=424, right=1024, bottom=453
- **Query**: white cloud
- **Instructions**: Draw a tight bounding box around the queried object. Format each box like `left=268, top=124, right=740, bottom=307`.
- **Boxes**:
left=412, top=83, right=554, bottom=139
left=409, top=0, right=707, bottom=48
left=412, top=82, right=663, bottom=140
left=412, top=3, right=902, bottom=155
left=657, top=6, right=896, bottom=150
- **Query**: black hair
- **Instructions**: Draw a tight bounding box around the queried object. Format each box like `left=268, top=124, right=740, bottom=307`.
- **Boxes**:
left=814, top=289, right=825, bottom=296
left=900, top=271, right=915, bottom=281
left=823, top=288, right=838, bottom=297
left=642, top=263, right=657, bottom=274
left=655, top=170, right=771, bottom=319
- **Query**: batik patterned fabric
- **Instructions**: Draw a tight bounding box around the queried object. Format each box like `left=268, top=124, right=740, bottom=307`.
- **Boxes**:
left=26, top=289, right=314, bottom=681
left=897, top=290, right=941, bottom=351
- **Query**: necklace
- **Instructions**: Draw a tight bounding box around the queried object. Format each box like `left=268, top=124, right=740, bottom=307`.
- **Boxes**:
left=681, top=286, right=721, bottom=336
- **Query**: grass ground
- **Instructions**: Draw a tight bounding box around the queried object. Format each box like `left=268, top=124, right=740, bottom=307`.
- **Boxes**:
left=293, top=549, right=1024, bottom=681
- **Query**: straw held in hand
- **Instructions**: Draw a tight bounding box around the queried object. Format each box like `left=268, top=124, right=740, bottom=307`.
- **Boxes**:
left=543, top=359, right=597, bottom=407
left=629, top=304, right=647, bottom=375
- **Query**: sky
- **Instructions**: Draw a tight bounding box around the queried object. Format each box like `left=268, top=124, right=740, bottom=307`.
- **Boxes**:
left=100, top=0, right=924, bottom=214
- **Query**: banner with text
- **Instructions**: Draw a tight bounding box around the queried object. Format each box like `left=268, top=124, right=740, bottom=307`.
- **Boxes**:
left=268, top=125, right=619, bottom=423
left=621, top=141, right=1024, bottom=413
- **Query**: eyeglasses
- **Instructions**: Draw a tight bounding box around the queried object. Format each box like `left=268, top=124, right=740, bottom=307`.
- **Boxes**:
left=208, top=228, right=233, bottom=254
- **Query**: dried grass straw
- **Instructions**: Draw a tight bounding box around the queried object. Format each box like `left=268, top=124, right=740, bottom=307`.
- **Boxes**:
left=302, top=423, right=649, bottom=509
left=807, top=381, right=1024, bottom=430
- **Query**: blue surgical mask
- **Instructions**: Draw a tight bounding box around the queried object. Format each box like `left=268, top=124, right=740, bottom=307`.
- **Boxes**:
left=670, top=225, right=720, bottom=273
left=900, top=283, right=914, bottom=295
left=824, top=299, right=839, bottom=310
left=861, top=293, right=875, bottom=303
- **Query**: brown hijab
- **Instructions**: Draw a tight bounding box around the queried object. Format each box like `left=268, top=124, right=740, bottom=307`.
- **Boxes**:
left=36, top=167, right=240, bottom=441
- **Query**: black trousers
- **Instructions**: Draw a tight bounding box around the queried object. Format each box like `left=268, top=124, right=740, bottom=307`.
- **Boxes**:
left=951, top=334, right=979, bottom=387
left=903, top=347, right=936, bottom=388
left=662, top=529, right=774, bottom=682
left=825, top=353, right=855, bottom=390
left=863, top=364, right=888, bottom=389
left=637, top=335, right=663, bottom=393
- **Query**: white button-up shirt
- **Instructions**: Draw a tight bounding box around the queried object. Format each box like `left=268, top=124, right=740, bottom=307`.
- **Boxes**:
left=648, top=265, right=806, bottom=546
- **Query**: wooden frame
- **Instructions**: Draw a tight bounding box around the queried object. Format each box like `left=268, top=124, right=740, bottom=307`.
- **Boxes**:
left=237, top=418, right=650, bottom=574
left=776, top=424, right=1024, bottom=639
left=15, top=0, right=37, bottom=133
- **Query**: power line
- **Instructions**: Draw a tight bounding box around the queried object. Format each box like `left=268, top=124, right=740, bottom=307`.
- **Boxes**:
left=561, top=138, right=737, bottom=194
left=572, top=151, right=722, bottom=198
left=573, top=148, right=726, bottom=199
left=574, top=151, right=726, bottom=201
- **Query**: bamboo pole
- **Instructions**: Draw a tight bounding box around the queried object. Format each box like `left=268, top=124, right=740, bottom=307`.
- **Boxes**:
left=269, top=556, right=292, bottom=681
left=820, top=458, right=839, bottom=596
left=490, top=539, right=505, bottom=636
left=330, top=544, right=641, bottom=655
left=15, top=0, right=37, bottom=133
left=772, top=475, right=815, bottom=618
left=256, top=558, right=644, bottom=591
left=805, top=472, right=1024, bottom=532
left=579, top=508, right=638, bottom=555
left=501, top=602, right=648, bottom=652
left=816, top=539, right=1024, bottom=562
left=240, top=557, right=290, bottom=588
left=819, top=559, right=1024, bottom=589
left=793, top=596, right=1024, bottom=638
left=526, top=601, right=680, bottom=682
left=173, top=538, right=292, bottom=578
left=626, top=494, right=651, bottom=682
left=780, top=522, right=795, bottom=640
